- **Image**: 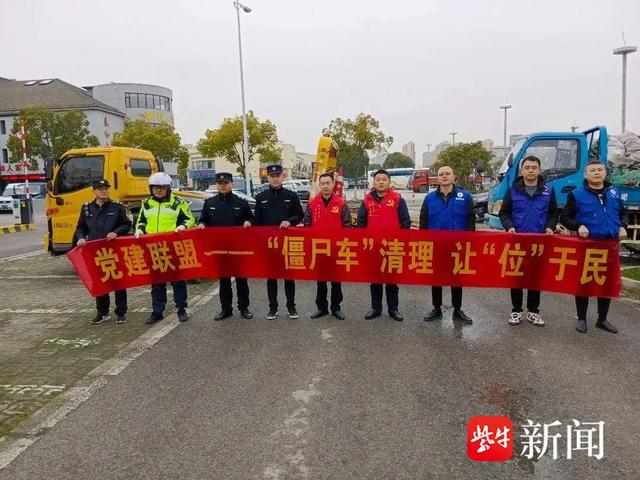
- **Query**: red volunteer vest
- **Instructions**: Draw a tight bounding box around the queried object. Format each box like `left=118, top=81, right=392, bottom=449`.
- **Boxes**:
left=364, top=189, right=401, bottom=228
left=309, top=193, right=346, bottom=228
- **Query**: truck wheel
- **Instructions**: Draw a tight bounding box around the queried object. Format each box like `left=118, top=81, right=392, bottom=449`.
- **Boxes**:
left=418, top=185, right=428, bottom=193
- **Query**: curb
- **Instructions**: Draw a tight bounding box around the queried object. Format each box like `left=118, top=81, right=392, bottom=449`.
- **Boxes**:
left=622, top=276, right=640, bottom=291
left=0, top=224, right=35, bottom=235
left=0, top=284, right=220, bottom=471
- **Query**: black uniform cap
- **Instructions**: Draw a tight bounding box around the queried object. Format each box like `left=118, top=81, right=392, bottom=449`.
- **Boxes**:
left=215, top=172, right=233, bottom=182
left=92, top=179, right=111, bottom=188
left=267, top=164, right=283, bottom=175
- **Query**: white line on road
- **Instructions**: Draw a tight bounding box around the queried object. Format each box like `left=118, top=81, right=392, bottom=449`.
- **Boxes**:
left=0, top=275, right=77, bottom=279
left=0, top=285, right=220, bottom=471
left=0, top=251, right=45, bottom=263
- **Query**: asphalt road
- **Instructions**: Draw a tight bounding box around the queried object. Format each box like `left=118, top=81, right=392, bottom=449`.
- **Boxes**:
left=1, top=280, right=639, bottom=479
left=0, top=199, right=47, bottom=259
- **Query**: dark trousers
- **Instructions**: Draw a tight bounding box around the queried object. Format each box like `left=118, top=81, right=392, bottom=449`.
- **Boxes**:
left=316, top=281, right=343, bottom=312
left=151, top=281, right=187, bottom=314
left=267, top=279, right=295, bottom=310
left=575, top=296, right=611, bottom=321
left=96, top=290, right=127, bottom=316
left=370, top=283, right=399, bottom=312
left=432, top=286, right=462, bottom=310
left=219, top=277, right=250, bottom=312
left=510, top=289, right=541, bottom=313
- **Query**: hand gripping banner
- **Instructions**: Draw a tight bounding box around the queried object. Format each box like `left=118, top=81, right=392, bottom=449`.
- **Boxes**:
left=67, top=227, right=621, bottom=298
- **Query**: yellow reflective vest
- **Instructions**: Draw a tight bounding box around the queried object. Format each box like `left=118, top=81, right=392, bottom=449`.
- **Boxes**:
left=135, top=194, right=195, bottom=234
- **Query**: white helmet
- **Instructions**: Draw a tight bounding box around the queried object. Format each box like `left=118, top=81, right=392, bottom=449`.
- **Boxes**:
left=149, top=172, right=172, bottom=187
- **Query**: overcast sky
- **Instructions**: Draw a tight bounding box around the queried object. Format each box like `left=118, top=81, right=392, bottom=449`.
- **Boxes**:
left=2, top=0, right=639, bottom=155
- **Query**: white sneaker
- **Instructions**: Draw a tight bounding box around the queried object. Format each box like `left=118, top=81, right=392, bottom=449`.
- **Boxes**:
left=527, top=312, right=545, bottom=327
left=508, top=311, right=523, bottom=325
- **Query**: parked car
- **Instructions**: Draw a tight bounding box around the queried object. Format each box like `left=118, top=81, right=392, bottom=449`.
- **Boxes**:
left=0, top=182, right=47, bottom=212
left=472, top=191, right=489, bottom=222
left=203, top=188, right=257, bottom=208
left=283, top=180, right=310, bottom=201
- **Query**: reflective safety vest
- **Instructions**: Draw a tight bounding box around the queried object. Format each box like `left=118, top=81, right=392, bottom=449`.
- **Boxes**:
left=136, top=194, right=195, bottom=234
left=309, top=193, right=345, bottom=228
left=510, top=184, right=553, bottom=233
left=573, top=186, right=622, bottom=239
left=364, top=189, right=400, bottom=228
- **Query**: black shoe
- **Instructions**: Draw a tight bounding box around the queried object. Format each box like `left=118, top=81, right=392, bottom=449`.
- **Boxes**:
left=146, top=312, right=163, bottom=325
left=453, top=309, right=473, bottom=324
left=115, top=315, right=127, bottom=324
left=332, top=310, right=345, bottom=320
left=310, top=310, right=329, bottom=319
left=214, top=310, right=233, bottom=321
left=576, top=319, right=587, bottom=333
left=267, top=308, right=278, bottom=320
left=91, top=313, right=110, bottom=325
left=177, top=309, right=189, bottom=322
left=288, top=308, right=299, bottom=319
left=424, top=308, right=443, bottom=322
left=595, top=319, right=617, bottom=334
left=240, top=309, right=253, bottom=319
left=364, top=309, right=382, bottom=320
left=389, top=310, right=404, bottom=322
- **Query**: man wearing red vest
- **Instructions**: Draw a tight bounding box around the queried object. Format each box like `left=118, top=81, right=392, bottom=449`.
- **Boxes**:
left=356, top=169, right=412, bottom=321
left=304, top=173, right=352, bottom=320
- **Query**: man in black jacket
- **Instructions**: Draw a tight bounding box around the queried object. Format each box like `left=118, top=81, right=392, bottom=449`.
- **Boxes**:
left=74, top=179, right=132, bottom=325
left=253, top=164, right=304, bottom=320
left=197, top=172, right=254, bottom=321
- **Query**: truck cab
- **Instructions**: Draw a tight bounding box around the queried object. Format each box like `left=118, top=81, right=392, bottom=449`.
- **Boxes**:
left=486, top=126, right=639, bottom=250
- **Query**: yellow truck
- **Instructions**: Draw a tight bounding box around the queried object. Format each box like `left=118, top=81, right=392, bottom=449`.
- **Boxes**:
left=44, top=146, right=205, bottom=254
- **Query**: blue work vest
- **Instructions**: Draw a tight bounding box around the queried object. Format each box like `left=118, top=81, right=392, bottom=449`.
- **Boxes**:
left=424, top=187, right=471, bottom=230
left=510, top=184, right=553, bottom=233
left=573, top=186, right=621, bottom=239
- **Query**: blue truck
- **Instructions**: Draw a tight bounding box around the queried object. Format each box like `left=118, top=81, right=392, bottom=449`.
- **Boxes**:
left=485, top=126, right=640, bottom=252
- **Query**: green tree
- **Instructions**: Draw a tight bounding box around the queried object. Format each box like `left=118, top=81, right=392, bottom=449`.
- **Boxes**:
left=177, top=146, right=190, bottom=184
left=112, top=119, right=182, bottom=160
left=196, top=111, right=280, bottom=176
left=7, top=108, right=99, bottom=165
left=431, top=142, right=492, bottom=188
left=322, top=113, right=392, bottom=179
left=383, top=152, right=414, bottom=169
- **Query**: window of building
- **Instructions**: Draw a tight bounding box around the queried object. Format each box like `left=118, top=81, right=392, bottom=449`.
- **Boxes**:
left=129, top=159, right=152, bottom=177
left=0, top=120, right=6, bottom=135
left=124, top=93, right=172, bottom=112
left=54, top=155, right=105, bottom=194
left=2, top=149, right=8, bottom=163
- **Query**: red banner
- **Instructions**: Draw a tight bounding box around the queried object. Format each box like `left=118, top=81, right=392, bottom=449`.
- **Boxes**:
left=67, top=227, right=621, bottom=298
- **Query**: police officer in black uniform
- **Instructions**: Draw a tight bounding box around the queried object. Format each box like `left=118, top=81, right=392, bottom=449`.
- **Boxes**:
left=197, top=172, right=254, bottom=321
left=74, top=179, right=132, bottom=325
left=253, top=164, right=304, bottom=320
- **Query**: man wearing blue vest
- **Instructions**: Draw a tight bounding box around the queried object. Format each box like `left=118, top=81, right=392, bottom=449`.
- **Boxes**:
left=499, top=156, right=558, bottom=327
left=561, top=159, right=627, bottom=334
left=420, top=166, right=475, bottom=324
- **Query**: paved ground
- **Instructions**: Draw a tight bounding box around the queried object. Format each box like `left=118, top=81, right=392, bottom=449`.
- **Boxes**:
left=1, top=274, right=639, bottom=479
left=0, top=200, right=47, bottom=259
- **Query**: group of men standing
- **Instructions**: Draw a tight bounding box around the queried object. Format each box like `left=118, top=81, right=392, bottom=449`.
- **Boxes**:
left=74, top=157, right=627, bottom=334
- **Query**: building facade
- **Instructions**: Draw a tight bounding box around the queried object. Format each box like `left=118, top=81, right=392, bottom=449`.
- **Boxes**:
left=84, top=83, right=174, bottom=126
left=402, top=141, right=416, bottom=162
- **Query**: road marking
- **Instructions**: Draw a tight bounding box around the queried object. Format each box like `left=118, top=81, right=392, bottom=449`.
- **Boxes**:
left=0, top=251, right=45, bottom=263
left=321, top=328, right=333, bottom=341
left=0, top=385, right=65, bottom=396
left=0, top=275, right=77, bottom=279
left=0, top=285, right=220, bottom=471
left=43, top=337, right=101, bottom=348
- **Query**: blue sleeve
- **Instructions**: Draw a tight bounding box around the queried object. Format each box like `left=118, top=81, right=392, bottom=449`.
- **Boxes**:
left=398, top=198, right=412, bottom=229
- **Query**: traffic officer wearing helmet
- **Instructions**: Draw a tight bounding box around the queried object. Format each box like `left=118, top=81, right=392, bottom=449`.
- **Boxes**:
left=357, top=169, right=411, bottom=322
left=197, top=172, right=254, bottom=321
left=303, top=172, right=351, bottom=320
left=420, top=166, right=475, bottom=324
left=499, top=155, right=558, bottom=327
left=253, top=164, right=304, bottom=320
left=561, top=159, right=627, bottom=334
left=74, top=179, right=132, bottom=325
left=135, top=172, right=195, bottom=324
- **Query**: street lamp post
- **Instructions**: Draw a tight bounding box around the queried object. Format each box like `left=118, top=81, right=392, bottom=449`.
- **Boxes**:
left=234, top=1, right=252, bottom=195
left=613, top=43, right=637, bottom=133
left=450, top=131, right=458, bottom=146
left=500, top=104, right=512, bottom=152
left=425, top=143, right=431, bottom=167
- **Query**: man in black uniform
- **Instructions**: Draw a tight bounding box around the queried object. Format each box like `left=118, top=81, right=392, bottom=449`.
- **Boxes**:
left=253, top=164, right=304, bottom=320
left=74, top=179, right=132, bottom=325
left=197, top=172, right=254, bottom=321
